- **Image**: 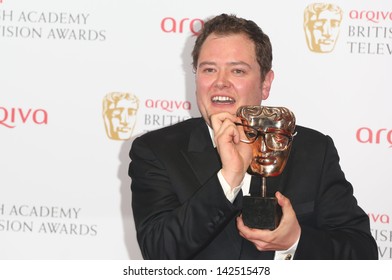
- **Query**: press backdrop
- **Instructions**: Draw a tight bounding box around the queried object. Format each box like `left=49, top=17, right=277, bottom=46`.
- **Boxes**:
left=1, top=0, right=391, bottom=259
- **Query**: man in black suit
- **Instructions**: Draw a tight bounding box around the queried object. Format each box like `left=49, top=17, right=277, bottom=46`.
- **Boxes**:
left=129, top=14, right=378, bottom=260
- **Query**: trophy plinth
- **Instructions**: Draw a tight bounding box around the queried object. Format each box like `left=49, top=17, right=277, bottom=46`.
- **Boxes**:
left=242, top=195, right=281, bottom=230
left=237, top=105, right=296, bottom=230
left=243, top=176, right=281, bottom=230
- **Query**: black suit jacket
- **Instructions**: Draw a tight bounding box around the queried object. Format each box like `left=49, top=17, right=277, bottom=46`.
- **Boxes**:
left=129, top=118, right=378, bottom=259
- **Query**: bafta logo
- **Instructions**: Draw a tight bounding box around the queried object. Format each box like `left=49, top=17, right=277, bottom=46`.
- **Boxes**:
left=102, top=92, right=139, bottom=140
left=304, top=3, right=343, bottom=53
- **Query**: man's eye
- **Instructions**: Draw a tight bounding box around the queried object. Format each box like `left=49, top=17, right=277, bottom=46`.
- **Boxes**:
left=233, top=69, right=245, bottom=75
left=202, top=68, right=215, bottom=73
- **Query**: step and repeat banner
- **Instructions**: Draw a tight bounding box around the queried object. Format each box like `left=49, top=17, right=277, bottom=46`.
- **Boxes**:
left=1, top=0, right=391, bottom=259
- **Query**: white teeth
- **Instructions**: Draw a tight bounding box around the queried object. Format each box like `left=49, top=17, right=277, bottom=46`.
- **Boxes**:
left=212, top=96, right=235, bottom=103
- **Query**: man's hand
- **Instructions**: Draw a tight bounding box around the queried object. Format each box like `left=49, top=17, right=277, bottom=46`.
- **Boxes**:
left=210, top=112, right=252, bottom=189
left=237, top=191, right=301, bottom=251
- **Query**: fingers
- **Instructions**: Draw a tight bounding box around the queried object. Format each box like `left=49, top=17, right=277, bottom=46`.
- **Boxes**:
left=275, top=191, right=288, bottom=207
left=275, top=191, right=294, bottom=218
left=210, top=112, right=237, bottom=128
left=237, top=215, right=269, bottom=241
left=237, top=215, right=273, bottom=250
left=237, top=194, right=301, bottom=251
left=210, top=113, right=239, bottom=142
left=210, top=112, right=252, bottom=188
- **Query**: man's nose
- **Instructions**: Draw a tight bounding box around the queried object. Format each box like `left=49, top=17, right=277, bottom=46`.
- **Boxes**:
left=214, top=71, right=230, bottom=89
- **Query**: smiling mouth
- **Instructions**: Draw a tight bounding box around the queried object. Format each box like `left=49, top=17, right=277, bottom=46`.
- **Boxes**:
left=211, top=96, right=235, bottom=104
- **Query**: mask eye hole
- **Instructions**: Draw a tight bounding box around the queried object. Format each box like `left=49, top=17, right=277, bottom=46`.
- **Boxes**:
left=266, top=133, right=290, bottom=150
left=243, top=127, right=258, bottom=141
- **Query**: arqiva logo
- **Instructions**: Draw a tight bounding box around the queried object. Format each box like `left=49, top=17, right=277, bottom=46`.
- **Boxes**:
left=161, top=17, right=204, bottom=35
left=368, top=213, right=390, bottom=224
left=356, top=127, right=392, bottom=148
left=0, top=106, right=48, bottom=128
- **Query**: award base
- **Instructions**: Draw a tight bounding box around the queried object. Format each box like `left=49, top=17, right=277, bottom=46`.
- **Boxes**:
left=242, top=196, right=282, bottom=230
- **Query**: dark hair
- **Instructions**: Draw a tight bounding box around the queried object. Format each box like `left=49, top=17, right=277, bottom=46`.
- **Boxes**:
left=192, top=13, right=273, bottom=80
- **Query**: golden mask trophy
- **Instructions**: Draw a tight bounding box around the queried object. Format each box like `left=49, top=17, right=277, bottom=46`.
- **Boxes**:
left=237, top=105, right=296, bottom=229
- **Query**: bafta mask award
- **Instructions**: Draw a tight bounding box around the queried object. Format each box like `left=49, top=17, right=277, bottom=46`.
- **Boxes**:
left=236, top=105, right=296, bottom=229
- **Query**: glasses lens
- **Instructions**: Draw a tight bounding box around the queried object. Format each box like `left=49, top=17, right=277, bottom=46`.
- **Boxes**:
left=243, top=126, right=258, bottom=142
left=265, top=133, right=290, bottom=151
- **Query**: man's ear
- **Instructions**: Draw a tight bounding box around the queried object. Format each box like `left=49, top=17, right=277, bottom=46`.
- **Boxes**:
left=261, top=70, right=274, bottom=100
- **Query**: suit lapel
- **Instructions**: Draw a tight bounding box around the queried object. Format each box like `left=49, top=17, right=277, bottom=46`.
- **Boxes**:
left=181, top=120, right=284, bottom=194
left=181, top=119, right=276, bottom=260
left=181, top=120, right=222, bottom=186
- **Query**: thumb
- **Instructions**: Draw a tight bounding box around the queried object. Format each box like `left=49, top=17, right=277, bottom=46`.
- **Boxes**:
left=275, top=191, right=290, bottom=209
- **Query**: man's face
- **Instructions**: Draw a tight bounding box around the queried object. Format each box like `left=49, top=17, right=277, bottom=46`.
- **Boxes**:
left=195, top=33, right=273, bottom=127
left=107, top=99, right=137, bottom=140
left=307, top=10, right=342, bottom=52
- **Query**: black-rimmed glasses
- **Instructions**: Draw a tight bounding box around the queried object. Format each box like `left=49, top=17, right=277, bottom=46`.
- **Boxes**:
left=235, top=122, right=296, bottom=151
